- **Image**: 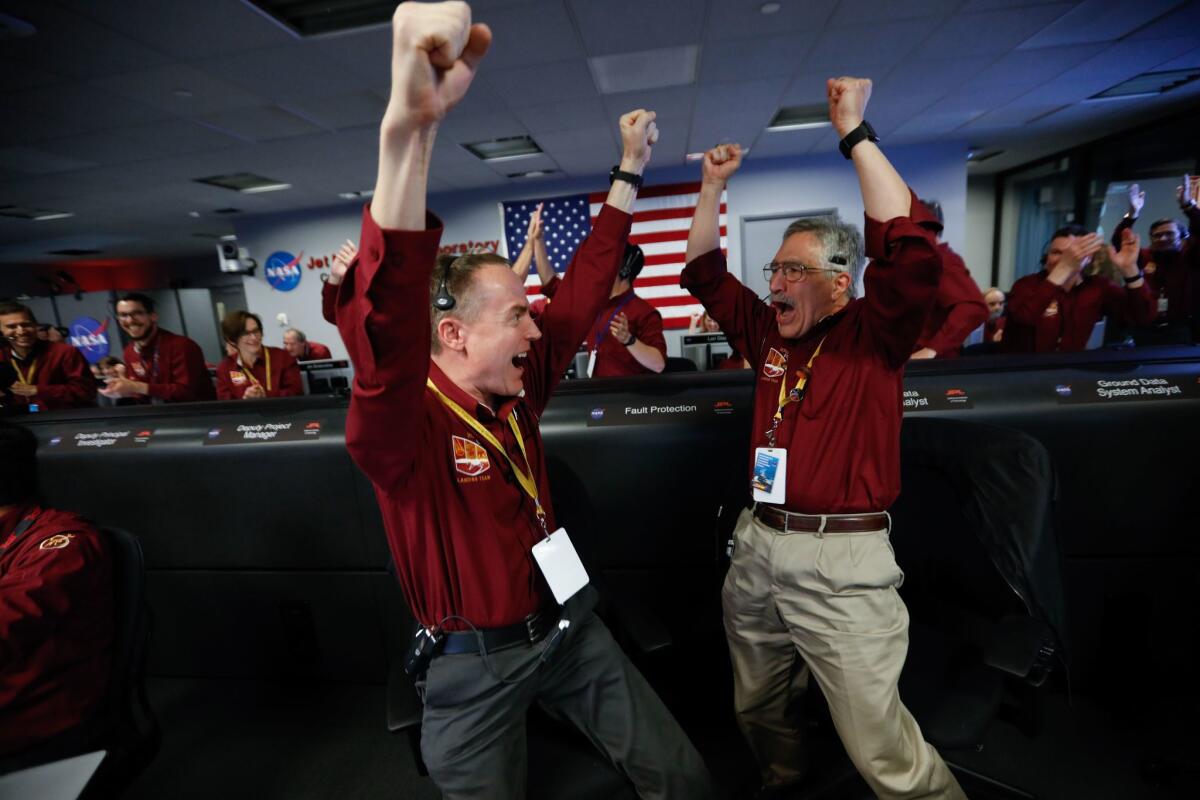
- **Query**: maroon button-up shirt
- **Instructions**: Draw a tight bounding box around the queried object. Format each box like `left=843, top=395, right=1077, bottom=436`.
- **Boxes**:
left=215, top=346, right=303, bottom=400
left=0, top=504, right=113, bottom=755
left=123, top=328, right=216, bottom=403
left=334, top=204, right=630, bottom=629
left=914, top=244, right=987, bottom=358
left=681, top=192, right=942, bottom=514
left=1003, top=270, right=1155, bottom=353
left=3, top=340, right=97, bottom=410
left=1112, top=206, right=1200, bottom=323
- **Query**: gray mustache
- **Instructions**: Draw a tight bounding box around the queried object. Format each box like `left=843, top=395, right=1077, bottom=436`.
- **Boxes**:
left=769, top=292, right=796, bottom=308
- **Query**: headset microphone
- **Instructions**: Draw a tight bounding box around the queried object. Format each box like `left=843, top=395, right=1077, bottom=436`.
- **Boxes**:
left=433, top=256, right=456, bottom=312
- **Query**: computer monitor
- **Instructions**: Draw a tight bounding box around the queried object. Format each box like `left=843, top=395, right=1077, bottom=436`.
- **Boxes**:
left=298, top=358, right=354, bottom=394
left=681, top=333, right=732, bottom=371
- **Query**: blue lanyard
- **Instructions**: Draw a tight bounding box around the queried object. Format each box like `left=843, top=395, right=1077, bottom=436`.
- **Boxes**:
left=592, top=295, right=635, bottom=350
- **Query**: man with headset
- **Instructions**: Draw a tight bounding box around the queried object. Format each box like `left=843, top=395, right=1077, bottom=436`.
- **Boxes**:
left=1108, top=177, right=1200, bottom=344
left=325, top=4, right=712, bottom=798
left=538, top=242, right=667, bottom=376
left=1004, top=224, right=1152, bottom=353
left=681, top=78, right=966, bottom=798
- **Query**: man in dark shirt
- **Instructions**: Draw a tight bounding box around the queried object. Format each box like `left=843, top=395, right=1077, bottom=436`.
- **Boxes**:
left=0, top=302, right=96, bottom=411
left=1004, top=225, right=1152, bottom=353
left=327, top=5, right=712, bottom=798
left=100, top=293, right=215, bottom=403
left=681, top=78, right=965, bottom=799
left=0, top=420, right=114, bottom=758
left=910, top=199, right=987, bottom=359
left=1109, top=178, right=1200, bottom=344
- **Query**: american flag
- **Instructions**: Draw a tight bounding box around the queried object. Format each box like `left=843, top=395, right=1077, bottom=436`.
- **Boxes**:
left=501, top=181, right=727, bottom=329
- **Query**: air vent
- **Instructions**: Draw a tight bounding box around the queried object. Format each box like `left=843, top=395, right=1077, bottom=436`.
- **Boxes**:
left=1089, top=69, right=1200, bottom=101
left=463, top=136, right=543, bottom=162
left=45, top=248, right=102, bottom=256
left=242, top=0, right=396, bottom=37
left=195, top=173, right=291, bottom=193
left=0, top=206, right=74, bottom=221
left=766, top=105, right=831, bottom=132
left=507, top=169, right=558, bottom=179
left=213, top=208, right=243, bottom=215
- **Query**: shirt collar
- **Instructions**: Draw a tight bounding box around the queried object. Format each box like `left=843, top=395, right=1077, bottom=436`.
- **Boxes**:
left=134, top=328, right=161, bottom=357
left=0, top=503, right=38, bottom=544
left=427, top=360, right=521, bottom=423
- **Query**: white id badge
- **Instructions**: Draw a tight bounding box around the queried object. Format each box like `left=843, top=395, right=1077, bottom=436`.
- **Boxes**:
left=585, top=350, right=597, bottom=378
left=532, top=527, right=590, bottom=604
left=1158, top=296, right=1169, bottom=314
left=751, top=447, right=788, bottom=504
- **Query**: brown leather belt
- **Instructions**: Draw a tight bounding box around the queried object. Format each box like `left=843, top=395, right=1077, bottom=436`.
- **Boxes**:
left=753, top=504, right=888, bottom=534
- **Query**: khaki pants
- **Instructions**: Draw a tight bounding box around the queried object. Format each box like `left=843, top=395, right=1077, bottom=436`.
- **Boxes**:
left=723, top=507, right=966, bottom=799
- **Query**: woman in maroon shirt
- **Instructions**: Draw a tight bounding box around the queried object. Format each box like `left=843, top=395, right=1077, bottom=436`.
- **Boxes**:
left=215, top=311, right=303, bottom=400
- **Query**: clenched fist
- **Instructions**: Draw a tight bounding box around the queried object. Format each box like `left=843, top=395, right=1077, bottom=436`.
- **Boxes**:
left=827, top=77, right=872, bottom=139
left=386, top=1, right=492, bottom=130
left=618, top=109, right=659, bottom=172
left=702, top=144, right=742, bottom=188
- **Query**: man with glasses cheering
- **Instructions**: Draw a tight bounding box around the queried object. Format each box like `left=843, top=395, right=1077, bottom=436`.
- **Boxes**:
left=681, top=78, right=965, bottom=799
left=1, top=302, right=95, bottom=411
left=101, top=293, right=215, bottom=403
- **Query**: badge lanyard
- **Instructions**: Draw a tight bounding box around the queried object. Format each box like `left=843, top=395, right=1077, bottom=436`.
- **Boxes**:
left=592, top=295, right=635, bottom=352
left=765, top=336, right=827, bottom=448
left=0, top=516, right=37, bottom=552
left=238, top=347, right=272, bottom=393
left=134, top=339, right=161, bottom=383
left=10, top=356, right=37, bottom=386
left=425, top=378, right=548, bottom=537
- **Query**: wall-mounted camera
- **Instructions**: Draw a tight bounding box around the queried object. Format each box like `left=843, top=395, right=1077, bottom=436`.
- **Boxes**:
left=216, top=237, right=257, bottom=274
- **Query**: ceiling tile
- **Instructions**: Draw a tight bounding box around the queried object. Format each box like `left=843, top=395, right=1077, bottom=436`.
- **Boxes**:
left=91, top=64, right=266, bottom=117
left=512, top=97, right=609, bottom=135
left=473, top=1, right=583, bottom=69
left=920, top=4, right=1075, bottom=57
left=1019, top=0, right=1188, bottom=48
left=699, top=33, right=819, bottom=84
left=801, top=20, right=931, bottom=75
left=487, top=59, right=597, bottom=108
left=568, top=0, right=705, bottom=54
left=826, top=0, right=964, bottom=28
left=704, top=0, right=840, bottom=42
left=1127, top=0, right=1200, bottom=40
left=196, top=44, right=367, bottom=101
left=272, top=91, right=387, bottom=132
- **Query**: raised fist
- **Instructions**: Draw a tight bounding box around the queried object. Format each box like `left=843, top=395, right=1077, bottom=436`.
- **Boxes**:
left=702, top=144, right=742, bottom=187
left=1127, top=183, right=1145, bottom=216
left=827, top=77, right=873, bottom=138
left=618, top=109, right=659, bottom=171
left=388, top=1, right=491, bottom=129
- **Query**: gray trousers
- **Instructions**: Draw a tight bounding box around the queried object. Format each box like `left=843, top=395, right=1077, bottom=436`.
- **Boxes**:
left=417, top=593, right=715, bottom=800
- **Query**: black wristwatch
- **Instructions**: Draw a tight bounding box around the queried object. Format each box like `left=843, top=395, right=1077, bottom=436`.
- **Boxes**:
left=1123, top=269, right=1144, bottom=285
left=838, top=121, right=879, bottom=160
left=609, top=166, right=643, bottom=190
left=623, top=332, right=637, bottom=347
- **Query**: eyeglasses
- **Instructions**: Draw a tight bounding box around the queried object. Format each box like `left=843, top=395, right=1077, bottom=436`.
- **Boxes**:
left=762, top=261, right=843, bottom=283
left=240, top=328, right=263, bottom=339
left=117, top=311, right=149, bottom=320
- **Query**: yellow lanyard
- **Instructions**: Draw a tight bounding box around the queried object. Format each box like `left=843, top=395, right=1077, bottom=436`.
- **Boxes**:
left=425, top=378, right=547, bottom=534
left=10, top=356, right=37, bottom=385
left=239, top=348, right=272, bottom=392
left=767, top=336, right=826, bottom=448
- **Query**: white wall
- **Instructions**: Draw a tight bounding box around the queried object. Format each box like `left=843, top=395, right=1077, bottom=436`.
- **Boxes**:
left=235, top=141, right=967, bottom=358
left=965, top=174, right=996, bottom=291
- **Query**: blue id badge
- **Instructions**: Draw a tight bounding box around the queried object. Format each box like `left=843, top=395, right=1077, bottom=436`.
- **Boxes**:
left=751, top=447, right=787, bottom=504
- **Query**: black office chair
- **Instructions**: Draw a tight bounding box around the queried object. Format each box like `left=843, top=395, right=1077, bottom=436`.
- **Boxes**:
left=664, top=356, right=699, bottom=372
left=793, top=419, right=1066, bottom=799
left=0, top=527, right=160, bottom=795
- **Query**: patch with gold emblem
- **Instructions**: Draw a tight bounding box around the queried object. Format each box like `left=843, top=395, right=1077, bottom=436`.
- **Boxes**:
left=39, top=533, right=75, bottom=550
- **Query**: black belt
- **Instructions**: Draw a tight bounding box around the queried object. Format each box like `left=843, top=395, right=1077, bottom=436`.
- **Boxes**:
left=439, top=608, right=555, bottom=656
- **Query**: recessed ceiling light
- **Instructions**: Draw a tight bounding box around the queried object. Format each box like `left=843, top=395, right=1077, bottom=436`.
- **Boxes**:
left=966, top=150, right=1004, bottom=163
left=463, top=135, right=543, bottom=162
left=1088, top=68, right=1200, bottom=101
left=338, top=189, right=375, bottom=200
left=188, top=210, right=201, bottom=217
left=766, top=105, right=830, bottom=132
left=761, top=2, right=782, bottom=14
left=589, top=45, right=699, bottom=94
left=195, top=172, right=292, bottom=193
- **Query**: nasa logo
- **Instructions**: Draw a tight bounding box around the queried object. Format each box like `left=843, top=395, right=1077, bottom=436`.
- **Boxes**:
left=207, top=428, right=221, bottom=439
left=68, top=317, right=110, bottom=364
left=49, top=436, right=62, bottom=447
left=265, top=251, right=303, bottom=292
left=1055, top=384, right=1072, bottom=397
left=590, top=408, right=605, bottom=420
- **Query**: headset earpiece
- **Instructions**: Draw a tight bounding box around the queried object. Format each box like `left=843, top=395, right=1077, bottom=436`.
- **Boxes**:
left=433, top=257, right=456, bottom=312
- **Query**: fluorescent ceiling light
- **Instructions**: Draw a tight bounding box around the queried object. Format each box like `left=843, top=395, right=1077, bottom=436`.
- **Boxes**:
left=507, top=169, right=558, bottom=179
left=195, top=172, right=292, bottom=193
left=242, top=0, right=395, bottom=37
left=338, top=189, right=374, bottom=199
left=966, top=149, right=1004, bottom=163
left=767, top=105, right=830, bottom=132
left=463, top=136, right=543, bottom=162
left=1088, top=69, right=1200, bottom=101
left=0, top=206, right=74, bottom=221
left=589, top=45, right=699, bottom=94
